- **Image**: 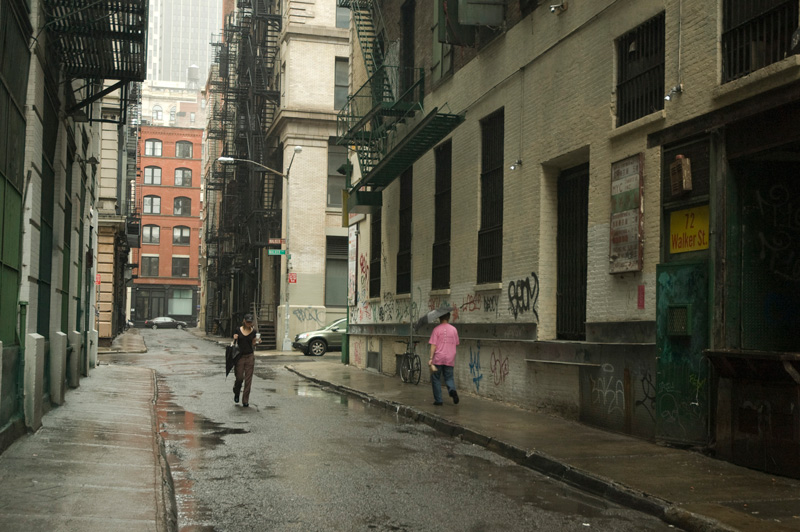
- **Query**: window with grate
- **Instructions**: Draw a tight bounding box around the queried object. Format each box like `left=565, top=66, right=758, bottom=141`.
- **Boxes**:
left=173, top=226, right=191, bottom=245
left=172, top=257, right=190, bottom=277
left=144, top=195, right=161, bottom=214
left=175, top=167, right=192, bottom=187
left=173, top=197, right=191, bottom=216
left=145, top=139, right=162, bottom=156
left=722, top=0, right=798, bottom=83
left=370, top=208, right=382, bottom=298
left=143, top=224, right=160, bottom=244
left=144, top=166, right=161, bottom=185
left=176, top=141, right=193, bottom=158
left=325, top=236, right=348, bottom=306
left=432, top=141, right=452, bottom=290
left=616, top=13, right=665, bottom=127
left=397, top=168, right=413, bottom=294
left=477, top=109, right=504, bottom=284
left=142, top=256, right=159, bottom=277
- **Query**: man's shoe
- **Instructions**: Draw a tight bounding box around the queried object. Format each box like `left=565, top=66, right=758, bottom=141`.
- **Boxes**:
left=449, top=390, right=459, bottom=404
left=433, top=401, right=443, bottom=406
left=234, top=392, right=240, bottom=403
left=242, top=403, right=249, bottom=408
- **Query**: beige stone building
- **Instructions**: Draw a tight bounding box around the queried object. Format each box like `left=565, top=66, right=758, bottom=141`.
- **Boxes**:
left=339, top=1, right=800, bottom=477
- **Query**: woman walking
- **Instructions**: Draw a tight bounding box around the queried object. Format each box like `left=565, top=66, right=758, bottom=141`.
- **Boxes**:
left=232, top=313, right=259, bottom=407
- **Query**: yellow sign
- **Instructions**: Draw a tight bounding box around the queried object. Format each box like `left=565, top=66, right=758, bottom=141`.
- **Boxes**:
left=670, top=205, right=710, bottom=254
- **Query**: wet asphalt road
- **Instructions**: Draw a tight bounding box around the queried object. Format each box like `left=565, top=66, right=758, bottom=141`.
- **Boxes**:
left=101, top=329, right=680, bottom=532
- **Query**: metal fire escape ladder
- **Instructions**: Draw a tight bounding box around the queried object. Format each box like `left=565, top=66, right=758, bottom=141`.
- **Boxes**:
left=337, top=1, right=464, bottom=213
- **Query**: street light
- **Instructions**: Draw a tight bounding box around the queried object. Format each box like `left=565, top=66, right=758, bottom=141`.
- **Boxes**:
left=216, top=146, right=302, bottom=351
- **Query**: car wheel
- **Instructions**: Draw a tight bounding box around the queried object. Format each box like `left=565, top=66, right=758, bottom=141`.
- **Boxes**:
left=308, top=339, right=327, bottom=356
left=177, top=324, right=183, bottom=329
left=152, top=324, right=158, bottom=330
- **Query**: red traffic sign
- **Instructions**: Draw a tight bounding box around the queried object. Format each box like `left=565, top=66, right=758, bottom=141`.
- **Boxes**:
left=95, top=273, right=101, bottom=285
left=288, top=273, right=297, bottom=284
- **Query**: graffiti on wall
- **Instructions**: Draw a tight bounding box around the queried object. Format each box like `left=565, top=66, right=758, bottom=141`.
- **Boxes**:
left=507, top=272, right=539, bottom=321
left=293, top=307, right=323, bottom=326
left=590, top=363, right=625, bottom=415
left=469, top=342, right=484, bottom=392
left=755, top=183, right=800, bottom=281
left=489, top=349, right=509, bottom=386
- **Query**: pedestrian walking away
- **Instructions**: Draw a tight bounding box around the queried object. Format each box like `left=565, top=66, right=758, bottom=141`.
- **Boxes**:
left=428, top=312, right=460, bottom=406
left=232, top=313, right=260, bottom=407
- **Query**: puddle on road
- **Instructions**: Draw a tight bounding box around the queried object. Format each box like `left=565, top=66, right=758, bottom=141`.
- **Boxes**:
left=157, top=379, right=249, bottom=532
left=294, top=382, right=349, bottom=405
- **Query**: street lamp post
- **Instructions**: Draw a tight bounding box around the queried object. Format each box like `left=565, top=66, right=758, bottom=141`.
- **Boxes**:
left=217, top=145, right=302, bottom=352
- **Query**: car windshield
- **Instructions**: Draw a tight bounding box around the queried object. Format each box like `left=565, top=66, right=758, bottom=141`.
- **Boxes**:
left=326, top=319, right=345, bottom=330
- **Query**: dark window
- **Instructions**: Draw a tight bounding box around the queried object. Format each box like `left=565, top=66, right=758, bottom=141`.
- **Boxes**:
left=176, top=141, right=193, bottom=158
left=142, top=256, right=159, bottom=277
left=396, top=168, right=412, bottom=294
left=174, top=167, right=192, bottom=187
left=334, top=58, right=348, bottom=110
left=722, top=0, right=798, bottom=83
left=144, top=166, right=161, bottom=185
left=143, top=225, right=160, bottom=244
left=477, top=109, right=504, bottom=284
left=616, top=13, right=665, bottom=127
left=173, top=226, right=191, bottom=245
left=172, top=257, right=190, bottom=277
left=174, top=197, right=191, bottom=216
left=336, top=6, right=349, bottom=28
left=432, top=141, right=452, bottom=290
left=327, top=142, right=347, bottom=208
left=325, top=236, right=348, bottom=306
left=369, top=208, right=382, bottom=298
left=556, top=164, right=589, bottom=341
left=143, top=195, right=161, bottom=214
left=145, top=139, right=162, bottom=156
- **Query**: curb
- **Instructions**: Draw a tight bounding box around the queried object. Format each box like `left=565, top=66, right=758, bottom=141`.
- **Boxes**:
left=287, top=365, right=738, bottom=532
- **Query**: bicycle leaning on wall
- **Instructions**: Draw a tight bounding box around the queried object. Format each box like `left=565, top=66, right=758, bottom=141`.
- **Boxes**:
left=396, top=338, right=421, bottom=384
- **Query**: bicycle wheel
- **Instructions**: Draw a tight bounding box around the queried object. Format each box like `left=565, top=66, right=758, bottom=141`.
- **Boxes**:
left=400, top=355, right=411, bottom=383
left=411, top=355, right=422, bottom=385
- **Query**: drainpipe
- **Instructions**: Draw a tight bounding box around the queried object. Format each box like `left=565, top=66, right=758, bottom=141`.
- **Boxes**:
left=17, top=301, right=28, bottom=405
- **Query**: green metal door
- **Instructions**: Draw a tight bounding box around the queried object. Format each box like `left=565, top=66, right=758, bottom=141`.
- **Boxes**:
left=656, top=261, right=710, bottom=444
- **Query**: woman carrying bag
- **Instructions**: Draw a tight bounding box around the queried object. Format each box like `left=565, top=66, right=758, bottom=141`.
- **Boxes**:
left=232, top=313, right=260, bottom=407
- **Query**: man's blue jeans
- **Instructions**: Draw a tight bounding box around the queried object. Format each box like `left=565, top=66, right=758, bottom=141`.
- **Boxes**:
left=431, top=365, right=455, bottom=403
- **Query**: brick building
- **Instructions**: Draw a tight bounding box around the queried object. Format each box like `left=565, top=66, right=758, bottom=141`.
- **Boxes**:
left=131, top=126, right=203, bottom=325
left=338, top=1, right=800, bottom=477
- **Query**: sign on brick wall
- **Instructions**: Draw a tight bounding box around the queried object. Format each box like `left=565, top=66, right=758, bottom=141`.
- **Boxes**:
left=609, top=154, right=644, bottom=273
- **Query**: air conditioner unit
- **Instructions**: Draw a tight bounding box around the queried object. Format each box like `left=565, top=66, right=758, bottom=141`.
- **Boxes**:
left=669, top=155, right=692, bottom=197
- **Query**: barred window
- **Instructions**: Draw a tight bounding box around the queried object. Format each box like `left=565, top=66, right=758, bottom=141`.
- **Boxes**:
left=396, top=168, right=412, bottom=294
left=477, top=109, right=504, bottom=284
left=616, top=13, right=665, bottom=127
left=432, top=141, right=452, bottom=290
left=722, top=0, right=798, bottom=83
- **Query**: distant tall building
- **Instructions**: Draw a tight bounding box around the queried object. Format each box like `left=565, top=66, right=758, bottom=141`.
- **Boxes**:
left=147, top=0, right=223, bottom=83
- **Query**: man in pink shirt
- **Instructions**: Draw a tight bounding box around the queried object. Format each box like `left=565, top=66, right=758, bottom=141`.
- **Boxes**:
left=428, top=312, right=460, bottom=406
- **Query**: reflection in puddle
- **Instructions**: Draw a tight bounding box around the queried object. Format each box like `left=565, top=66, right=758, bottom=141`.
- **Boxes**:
left=295, top=382, right=349, bottom=405
left=157, top=377, right=249, bottom=532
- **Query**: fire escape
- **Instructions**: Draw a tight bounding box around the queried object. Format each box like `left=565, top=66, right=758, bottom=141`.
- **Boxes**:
left=337, top=0, right=464, bottom=212
left=205, top=1, right=282, bottom=343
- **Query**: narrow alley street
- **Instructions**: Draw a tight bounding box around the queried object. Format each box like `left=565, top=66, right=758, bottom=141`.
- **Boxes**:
left=102, top=329, right=677, bottom=531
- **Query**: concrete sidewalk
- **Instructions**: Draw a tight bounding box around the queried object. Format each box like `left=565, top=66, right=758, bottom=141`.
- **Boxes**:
left=288, top=360, right=800, bottom=532
left=0, top=364, right=174, bottom=532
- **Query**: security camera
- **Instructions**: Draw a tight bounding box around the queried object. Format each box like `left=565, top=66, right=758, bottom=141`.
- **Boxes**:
left=550, top=2, right=566, bottom=13
left=550, top=5, right=558, bottom=12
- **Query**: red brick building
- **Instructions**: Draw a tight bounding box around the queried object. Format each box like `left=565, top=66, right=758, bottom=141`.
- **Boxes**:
left=131, top=126, right=203, bottom=324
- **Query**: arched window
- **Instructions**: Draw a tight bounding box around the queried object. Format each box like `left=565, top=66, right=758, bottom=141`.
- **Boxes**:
left=169, top=106, right=176, bottom=122
left=144, top=166, right=162, bottom=185
left=174, top=168, right=192, bottom=187
left=144, top=139, right=162, bottom=156
left=142, top=225, right=160, bottom=244
left=152, top=105, right=163, bottom=120
left=173, top=197, right=191, bottom=216
left=175, top=141, right=193, bottom=158
left=143, top=195, right=161, bottom=214
left=173, top=226, right=191, bottom=245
